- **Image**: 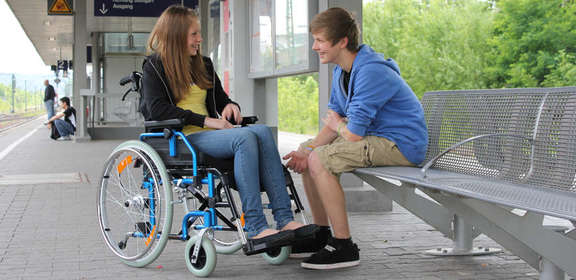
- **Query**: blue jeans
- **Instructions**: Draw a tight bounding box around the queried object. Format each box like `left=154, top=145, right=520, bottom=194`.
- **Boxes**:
left=54, top=119, right=74, bottom=137
left=185, top=124, right=293, bottom=237
left=45, top=100, right=55, bottom=120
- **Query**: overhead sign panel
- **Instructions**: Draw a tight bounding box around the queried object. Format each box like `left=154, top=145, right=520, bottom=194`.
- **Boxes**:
left=48, top=0, right=73, bottom=15
left=94, top=0, right=198, bottom=17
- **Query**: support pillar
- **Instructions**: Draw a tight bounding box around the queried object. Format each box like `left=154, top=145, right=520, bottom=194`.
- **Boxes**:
left=318, top=0, right=391, bottom=212
left=73, top=0, right=91, bottom=142
left=228, top=0, right=278, bottom=139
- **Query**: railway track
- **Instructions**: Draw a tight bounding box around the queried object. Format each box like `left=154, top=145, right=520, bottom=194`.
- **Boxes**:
left=0, top=112, right=44, bottom=134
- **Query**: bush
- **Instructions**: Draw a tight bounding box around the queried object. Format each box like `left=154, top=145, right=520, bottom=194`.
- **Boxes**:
left=278, top=74, right=319, bottom=134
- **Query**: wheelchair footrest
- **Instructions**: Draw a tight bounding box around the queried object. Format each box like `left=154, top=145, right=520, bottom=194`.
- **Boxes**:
left=242, top=230, right=295, bottom=256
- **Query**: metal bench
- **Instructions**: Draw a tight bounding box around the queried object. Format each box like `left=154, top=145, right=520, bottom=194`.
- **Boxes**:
left=354, top=87, right=576, bottom=280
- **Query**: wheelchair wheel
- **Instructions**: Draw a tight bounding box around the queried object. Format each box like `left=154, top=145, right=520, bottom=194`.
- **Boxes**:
left=185, top=234, right=217, bottom=277
left=262, top=246, right=291, bottom=265
left=98, top=140, right=173, bottom=267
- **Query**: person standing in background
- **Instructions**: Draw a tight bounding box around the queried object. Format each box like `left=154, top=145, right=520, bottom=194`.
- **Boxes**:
left=43, top=80, right=56, bottom=121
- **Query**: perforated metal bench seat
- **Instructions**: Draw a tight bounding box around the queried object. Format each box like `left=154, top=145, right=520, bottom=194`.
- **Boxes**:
left=354, top=87, right=576, bottom=278
left=355, top=87, right=576, bottom=221
left=355, top=166, right=576, bottom=221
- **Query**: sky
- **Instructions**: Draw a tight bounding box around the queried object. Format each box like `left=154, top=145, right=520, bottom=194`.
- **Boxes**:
left=0, top=0, right=51, bottom=75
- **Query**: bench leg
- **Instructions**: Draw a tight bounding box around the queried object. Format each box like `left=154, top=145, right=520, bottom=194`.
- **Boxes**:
left=538, top=226, right=569, bottom=280
left=425, top=215, right=501, bottom=256
left=539, top=258, right=566, bottom=280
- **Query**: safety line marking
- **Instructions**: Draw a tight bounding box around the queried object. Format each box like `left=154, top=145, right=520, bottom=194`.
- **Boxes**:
left=0, top=125, right=40, bottom=162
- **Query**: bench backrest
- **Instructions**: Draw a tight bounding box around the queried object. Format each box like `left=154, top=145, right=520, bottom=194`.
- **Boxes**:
left=422, top=87, right=576, bottom=193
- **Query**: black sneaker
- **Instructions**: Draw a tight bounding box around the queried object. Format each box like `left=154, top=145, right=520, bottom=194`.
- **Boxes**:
left=290, top=226, right=331, bottom=258
left=301, top=238, right=360, bottom=270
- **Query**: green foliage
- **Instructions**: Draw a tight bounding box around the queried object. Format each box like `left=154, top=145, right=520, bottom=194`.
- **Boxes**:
left=364, top=0, right=494, bottom=97
left=278, top=0, right=576, bottom=134
left=486, top=0, right=576, bottom=87
left=542, top=50, right=576, bottom=87
left=0, top=83, right=44, bottom=114
left=278, top=74, right=319, bottom=134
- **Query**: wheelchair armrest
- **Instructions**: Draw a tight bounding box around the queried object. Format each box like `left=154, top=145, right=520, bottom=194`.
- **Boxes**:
left=241, top=116, right=258, bottom=126
left=144, top=119, right=184, bottom=131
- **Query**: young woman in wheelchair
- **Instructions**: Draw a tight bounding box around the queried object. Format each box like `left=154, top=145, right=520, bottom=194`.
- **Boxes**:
left=141, top=5, right=315, bottom=249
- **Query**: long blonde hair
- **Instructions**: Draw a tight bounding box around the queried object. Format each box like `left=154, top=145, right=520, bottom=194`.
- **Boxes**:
left=147, top=5, right=212, bottom=103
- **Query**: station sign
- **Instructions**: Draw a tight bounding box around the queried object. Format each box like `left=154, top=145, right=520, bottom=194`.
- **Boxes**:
left=48, top=0, right=73, bottom=15
left=94, top=0, right=198, bottom=17
left=57, top=60, right=68, bottom=71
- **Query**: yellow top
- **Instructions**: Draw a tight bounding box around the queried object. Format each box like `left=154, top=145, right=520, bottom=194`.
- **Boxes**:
left=176, top=84, right=215, bottom=135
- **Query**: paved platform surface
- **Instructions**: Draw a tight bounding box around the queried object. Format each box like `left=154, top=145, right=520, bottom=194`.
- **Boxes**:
left=0, top=118, right=557, bottom=279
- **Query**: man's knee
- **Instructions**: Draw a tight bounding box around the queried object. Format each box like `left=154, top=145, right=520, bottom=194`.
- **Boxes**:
left=308, top=151, right=327, bottom=176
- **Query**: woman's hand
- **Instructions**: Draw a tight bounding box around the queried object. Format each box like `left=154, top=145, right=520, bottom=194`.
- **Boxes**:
left=322, top=110, right=343, bottom=132
left=204, top=117, right=234, bottom=130
left=221, top=103, right=242, bottom=125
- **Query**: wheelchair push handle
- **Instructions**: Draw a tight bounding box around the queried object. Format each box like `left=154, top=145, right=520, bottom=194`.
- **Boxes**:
left=119, top=76, right=132, bottom=86
left=119, top=71, right=143, bottom=101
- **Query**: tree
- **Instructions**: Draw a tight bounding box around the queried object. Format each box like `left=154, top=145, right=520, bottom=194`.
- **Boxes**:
left=486, top=0, right=576, bottom=87
left=277, top=74, right=319, bottom=134
left=542, top=50, right=576, bottom=87
left=364, top=0, right=494, bottom=97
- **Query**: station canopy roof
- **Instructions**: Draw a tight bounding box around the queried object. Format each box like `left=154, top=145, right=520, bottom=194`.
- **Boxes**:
left=6, top=0, right=158, bottom=66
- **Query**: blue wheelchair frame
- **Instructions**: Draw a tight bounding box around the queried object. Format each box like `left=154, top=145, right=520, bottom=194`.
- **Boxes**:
left=138, top=130, right=233, bottom=241
left=107, top=71, right=308, bottom=266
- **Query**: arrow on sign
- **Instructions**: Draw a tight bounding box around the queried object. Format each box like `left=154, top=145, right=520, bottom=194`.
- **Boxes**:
left=99, top=3, right=108, bottom=14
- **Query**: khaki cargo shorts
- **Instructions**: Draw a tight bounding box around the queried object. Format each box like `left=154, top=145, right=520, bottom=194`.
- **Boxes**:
left=301, top=136, right=414, bottom=176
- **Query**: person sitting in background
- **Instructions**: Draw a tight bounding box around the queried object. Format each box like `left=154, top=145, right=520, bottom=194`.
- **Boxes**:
left=45, top=97, right=76, bottom=141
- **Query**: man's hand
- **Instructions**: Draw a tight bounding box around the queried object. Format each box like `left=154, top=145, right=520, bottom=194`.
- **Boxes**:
left=204, top=117, right=234, bottom=130
left=221, top=103, right=242, bottom=125
left=322, top=110, right=343, bottom=132
left=283, top=150, right=310, bottom=173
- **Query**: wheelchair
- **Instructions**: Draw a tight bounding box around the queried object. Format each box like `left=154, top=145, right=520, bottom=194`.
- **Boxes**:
left=97, top=72, right=310, bottom=277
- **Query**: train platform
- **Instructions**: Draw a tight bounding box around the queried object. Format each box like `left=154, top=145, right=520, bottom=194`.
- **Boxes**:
left=0, top=117, right=545, bottom=279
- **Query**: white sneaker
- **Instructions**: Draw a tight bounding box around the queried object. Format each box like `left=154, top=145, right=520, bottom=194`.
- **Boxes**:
left=57, top=135, right=72, bottom=141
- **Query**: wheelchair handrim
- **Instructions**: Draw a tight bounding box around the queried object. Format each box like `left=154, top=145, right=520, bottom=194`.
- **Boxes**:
left=98, top=147, right=163, bottom=261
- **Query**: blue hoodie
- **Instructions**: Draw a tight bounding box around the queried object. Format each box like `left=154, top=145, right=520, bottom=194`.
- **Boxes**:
left=328, top=44, right=428, bottom=165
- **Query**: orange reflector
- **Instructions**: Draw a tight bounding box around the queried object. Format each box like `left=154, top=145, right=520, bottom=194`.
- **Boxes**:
left=117, top=155, right=133, bottom=174
left=145, top=225, right=157, bottom=247
left=240, top=213, right=245, bottom=227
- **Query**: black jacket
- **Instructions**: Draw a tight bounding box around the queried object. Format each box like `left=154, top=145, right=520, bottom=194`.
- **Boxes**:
left=141, top=54, right=238, bottom=127
left=44, top=84, right=55, bottom=101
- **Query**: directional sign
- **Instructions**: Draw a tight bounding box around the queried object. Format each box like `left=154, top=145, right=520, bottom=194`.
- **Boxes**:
left=57, top=60, right=68, bottom=71
left=94, top=0, right=198, bottom=17
left=48, top=0, right=73, bottom=16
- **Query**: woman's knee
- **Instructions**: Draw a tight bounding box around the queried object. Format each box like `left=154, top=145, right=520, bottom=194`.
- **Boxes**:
left=233, top=129, right=258, bottom=147
left=249, top=124, right=273, bottom=139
